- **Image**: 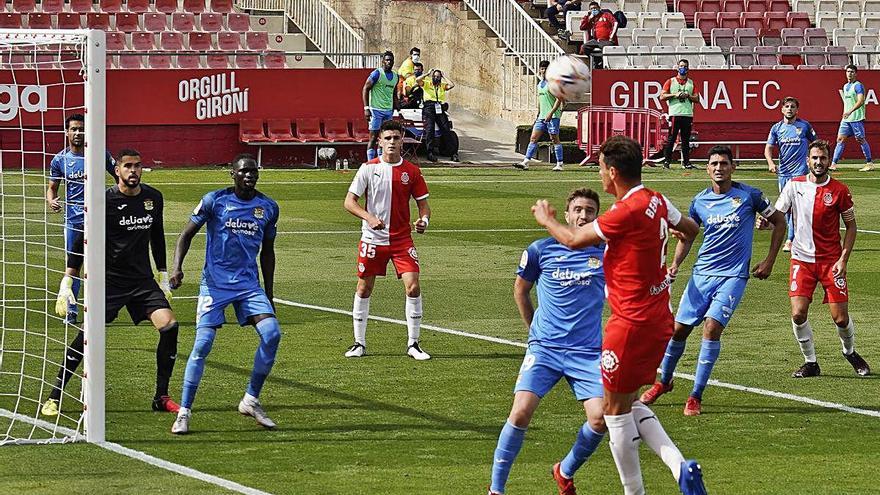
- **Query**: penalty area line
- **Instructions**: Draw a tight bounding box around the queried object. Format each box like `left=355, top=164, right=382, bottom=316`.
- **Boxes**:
left=267, top=298, right=880, bottom=419
left=0, top=409, right=274, bottom=495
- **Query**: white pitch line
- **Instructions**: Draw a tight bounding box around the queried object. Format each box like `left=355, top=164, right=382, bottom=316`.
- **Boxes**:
left=266, top=298, right=880, bottom=419
left=0, top=408, right=273, bottom=495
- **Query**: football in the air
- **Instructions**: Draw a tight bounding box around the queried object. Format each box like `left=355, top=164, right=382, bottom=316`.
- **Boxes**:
left=545, top=55, right=591, bottom=101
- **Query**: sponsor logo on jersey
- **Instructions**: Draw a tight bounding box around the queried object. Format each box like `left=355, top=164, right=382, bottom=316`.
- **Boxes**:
left=144, top=199, right=154, bottom=211
left=551, top=267, right=595, bottom=287
left=254, top=207, right=264, bottom=219
left=600, top=349, right=619, bottom=374
left=400, top=172, right=410, bottom=184
left=119, top=214, right=153, bottom=230
left=224, top=217, right=260, bottom=236
left=705, top=212, right=741, bottom=229
left=823, top=192, right=833, bottom=206
left=649, top=274, right=674, bottom=295
left=519, top=250, right=529, bottom=269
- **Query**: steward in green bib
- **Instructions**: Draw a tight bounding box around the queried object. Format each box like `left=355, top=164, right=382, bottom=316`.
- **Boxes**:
left=832, top=64, right=874, bottom=172
left=661, top=59, right=700, bottom=170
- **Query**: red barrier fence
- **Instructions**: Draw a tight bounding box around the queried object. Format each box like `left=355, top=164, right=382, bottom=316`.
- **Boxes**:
left=577, top=105, right=666, bottom=164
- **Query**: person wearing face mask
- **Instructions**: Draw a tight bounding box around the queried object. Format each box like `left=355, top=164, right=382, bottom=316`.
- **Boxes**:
left=547, top=0, right=582, bottom=35
left=417, top=68, right=457, bottom=162
left=398, top=47, right=421, bottom=101
left=661, top=59, right=699, bottom=170
left=402, top=62, right=425, bottom=109
left=579, top=2, right=618, bottom=69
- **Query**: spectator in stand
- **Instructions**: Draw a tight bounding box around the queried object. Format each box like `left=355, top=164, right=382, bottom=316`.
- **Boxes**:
left=417, top=68, right=458, bottom=162
left=579, top=2, right=618, bottom=69
left=397, top=47, right=421, bottom=100
left=661, top=59, right=699, bottom=170
left=402, top=62, right=425, bottom=110
left=547, top=0, right=582, bottom=35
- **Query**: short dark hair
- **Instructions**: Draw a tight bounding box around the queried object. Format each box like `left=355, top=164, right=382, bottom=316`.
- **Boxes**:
left=588, top=1, right=599, bottom=7
left=382, top=50, right=394, bottom=62
left=782, top=96, right=799, bottom=108
left=566, top=187, right=600, bottom=210
left=809, top=139, right=831, bottom=156
left=379, top=119, right=405, bottom=136
left=707, top=145, right=733, bottom=164
left=232, top=153, right=257, bottom=168
left=539, top=60, right=550, bottom=69
left=117, top=148, right=140, bottom=160
left=679, top=59, right=690, bottom=66
left=410, top=47, right=420, bottom=55
left=413, top=62, right=424, bottom=69
left=845, top=64, right=857, bottom=72
left=599, top=135, right=643, bottom=181
left=65, top=113, right=84, bottom=129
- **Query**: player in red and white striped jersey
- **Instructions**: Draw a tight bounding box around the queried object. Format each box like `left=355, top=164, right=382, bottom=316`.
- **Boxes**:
left=343, top=119, right=432, bottom=360
left=774, top=139, right=870, bottom=378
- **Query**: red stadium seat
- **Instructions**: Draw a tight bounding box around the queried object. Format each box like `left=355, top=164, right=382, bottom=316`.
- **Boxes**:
left=160, top=30, right=183, bottom=49
left=699, top=0, right=722, bottom=15
left=206, top=52, right=227, bottom=68
left=27, top=13, right=52, bottom=28
left=730, top=45, right=754, bottom=65
left=764, top=12, right=787, bottom=31
left=86, top=13, right=111, bottom=30
left=143, top=13, right=167, bottom=31
left=711, top=27, right=735, bottom=49
left=351, top=119, right=370, bottom=143
left=744, top=0, right=767, bottom=12
left=760, top=28, right=783, bottom=46
left=804, top=27, right=828, bottom=46
left=323, top=118, right=353, bottom=142
left=199, top=12, right=222, bottom=31
left=675, top=0, right=699, bottom=25
left=262, top=50, right=285, bottom=68
left=801, top=45, right=826, bottom=65
left=118, top=54, right=143, bottom=68
left=127, top=0, right=150, bottom=12
left=114, top=13, right=139, bottom=32
left=754, top=45, right=779, bottom=64
left=239, top=119, right=270, bottom=143
left=769, top=0, right=790, bottom=12
left=740, top=12, right=763, bottom=30
left=12, top=0, right=37, bottom=13
left=69, top=0, right=93, bottom=13
left=41, top=0, right=64, bottom=13
left=147, top=52, right=172, bottom=68
left=106, top=31, right=126, bottom=49
left=57, top=13, right=83, bottom=29
left=717, top=12, right=740, bottom=29
left=171, top=12, right=194, bottom=31
left=734, top=27, right=759, bottom=47
left=780, top=27, right=804, bottom=46
left=826, top=45, right=849, bottom=65
left=294, top=118, right=322, bottom=142
left=210, top=0, right=232, bottom=12
left=267, top=118, right=296, bottom=142
left=721, top=0, right=745, bottom=13
left=246, top=31, right=268, bottom=50
left=131, top=31, right=155, bottom=50
left=176, top=53, right=200, bottom=68
left=155, top=0, right=178, bottom=13
left=187, top=31, right=211, bottom=50
left=100, top=0, right=123, bottom=13
left=787, top=12, right=810, bottom=29
left=235, top=53, right=258, bottom=68
left=182, top=0, right=204, bottom=13
left=217, top=31, right=241, bottom=50
left=778, top=45, right=801, bottom=65
left=694, top=12, right=718, bottom=40
left=0, top=13, right=22, bottom=28
left=226, top=12, right=249, bottom=31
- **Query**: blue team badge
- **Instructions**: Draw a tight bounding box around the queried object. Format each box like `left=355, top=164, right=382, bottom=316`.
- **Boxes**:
left=254, top=207, right=264, bottom=219
left=587, top=256, right=601, bottom=269
left=144, top=199, right=154, bottom=211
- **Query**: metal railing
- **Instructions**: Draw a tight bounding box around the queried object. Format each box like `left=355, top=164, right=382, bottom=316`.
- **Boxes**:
left=462, top=0, right=564, bottom=77
left=238, top=0, right=376, bottom=68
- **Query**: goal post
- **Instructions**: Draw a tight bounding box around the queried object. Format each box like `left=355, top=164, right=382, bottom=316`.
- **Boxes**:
left=0, top=28, right=105, bottom=445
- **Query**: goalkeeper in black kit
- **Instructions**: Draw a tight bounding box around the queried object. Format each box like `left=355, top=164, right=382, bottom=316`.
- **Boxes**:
left=42, top=149, right=181, bottom=417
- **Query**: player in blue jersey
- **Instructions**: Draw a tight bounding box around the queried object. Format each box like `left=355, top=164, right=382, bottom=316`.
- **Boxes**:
left=168, top=154, right=281, bottom=434
left=832, top=65, right=874, bottom=172
left=641, top=145, right=787, bottom=416
left=488, top=188, right=606, bottom=495
left=45, top=113, right=116, bottom=323
left=764, top=96, right=818, bottom=252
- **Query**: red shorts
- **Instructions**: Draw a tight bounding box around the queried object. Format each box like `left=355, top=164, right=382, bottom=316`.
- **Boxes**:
left=601, top=315, right=673, bottom=393
left=356, top=239, right=420, bottom=279
left=789, top=259, right=848, bottom=304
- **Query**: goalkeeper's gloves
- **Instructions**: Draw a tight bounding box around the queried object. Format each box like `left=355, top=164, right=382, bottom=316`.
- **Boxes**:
left=158, top=271, right=173, bottom=301
left=55, top=276, right=76, bottom=317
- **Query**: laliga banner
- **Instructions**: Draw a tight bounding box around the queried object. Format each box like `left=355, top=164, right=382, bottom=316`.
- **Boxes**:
left=591, top=69, right=880, bottom=124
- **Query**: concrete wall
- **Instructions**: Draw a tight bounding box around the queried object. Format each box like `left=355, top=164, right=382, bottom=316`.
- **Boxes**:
left=326, top=0, right=533, bottom=122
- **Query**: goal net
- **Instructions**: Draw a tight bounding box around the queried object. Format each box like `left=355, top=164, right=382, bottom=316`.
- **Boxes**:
left=0, top=29, right=105, bottom=445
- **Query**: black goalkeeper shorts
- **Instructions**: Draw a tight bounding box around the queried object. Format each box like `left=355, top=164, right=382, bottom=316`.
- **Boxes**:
left=106, top=278, right=171, bottom=325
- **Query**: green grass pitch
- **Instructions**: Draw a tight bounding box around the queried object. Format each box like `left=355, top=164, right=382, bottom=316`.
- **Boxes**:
left=1, top=164, right=879, bottom=494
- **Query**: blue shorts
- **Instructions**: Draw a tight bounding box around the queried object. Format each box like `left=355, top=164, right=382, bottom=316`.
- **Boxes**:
left=676, top=274, right=748, bottom=328
left=533, top=117, right=561, bottom=136
left=196, top=285, right=274, bottom=328
left=368, top=108, right=394, bottom=132
left=838, top=120, right=866, bottom=139
left=514, top=344, right=603, bottom=401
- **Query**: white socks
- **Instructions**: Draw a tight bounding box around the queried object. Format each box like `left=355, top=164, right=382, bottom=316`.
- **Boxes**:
left=837, top=318, right=855, bottom=355
left=631, top=401, right=685, bottom=481
left=406, top=295, right=423, bottom=346
left=353, top=295, right=370, bottom=346
left=792, top=319, right=816, bottom=363
left=605, top=413, right=645, bottom=495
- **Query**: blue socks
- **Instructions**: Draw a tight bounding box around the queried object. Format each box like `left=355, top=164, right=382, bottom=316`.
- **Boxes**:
left=860, top=140, right=872, bottom=162
left=553, top=144, right=564, bottom=164
left=367, top=148, right=377, bottom=161
left=691, top=339, right=721, bottom=400
left=490, top=421, right=527, bottom=494
left=660, top=339, right=686, bottom=385
left=68, top=277, right=81, bottom=318
left=833, top=141, right=844, bottom=163
left=559, top=422, right=605, bottom=478
left=181, top=326, right=216, bottom=409
left=525, top=142, right=538, bottom=160
left=247, top=317, right=281, bottom=398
